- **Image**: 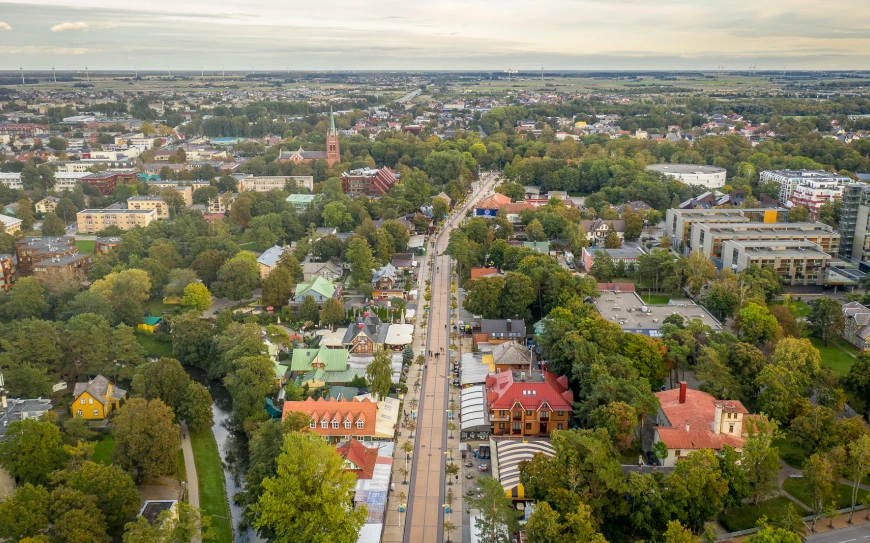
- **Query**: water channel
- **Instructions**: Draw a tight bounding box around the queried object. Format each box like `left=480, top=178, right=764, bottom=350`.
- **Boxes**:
left=186, top=367, right=264, bottom=543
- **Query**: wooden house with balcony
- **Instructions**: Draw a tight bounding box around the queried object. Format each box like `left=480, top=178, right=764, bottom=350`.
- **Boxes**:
left=486, top=370, right=573, bottom=437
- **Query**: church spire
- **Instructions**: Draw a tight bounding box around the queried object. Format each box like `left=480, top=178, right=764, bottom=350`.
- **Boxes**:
left=329, top=107, right=336, bottom=133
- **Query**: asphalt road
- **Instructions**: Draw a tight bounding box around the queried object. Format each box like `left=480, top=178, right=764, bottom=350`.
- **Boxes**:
left=805, top=522, right=870, bottom=543
left=403, top=173, right=499, bottom=543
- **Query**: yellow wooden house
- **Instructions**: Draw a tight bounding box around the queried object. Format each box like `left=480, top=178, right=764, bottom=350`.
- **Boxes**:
left=70, top=374, right=127, bottom=420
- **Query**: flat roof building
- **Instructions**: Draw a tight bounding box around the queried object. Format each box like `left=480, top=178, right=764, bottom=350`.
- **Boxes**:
left=689, top=221, right=840, bottom=261
left=647, top=164, right=727, bottom=189
left=720, top=239, right=832, bottom=286
left=77, top=208, right=156, bottom=233
left=237, top=175, right=314, bottom=193
left=127, top=196, right=170, bottom=219
left=759, top=169, right=852, bottom=202
left=665, top=207, right=788, bottom=254
left=595, top=288, right=722, bottom=337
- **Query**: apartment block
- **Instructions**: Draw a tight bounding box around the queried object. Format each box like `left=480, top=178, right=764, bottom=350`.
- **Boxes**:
left=788, top=179, right=843, bottom=216
left=666, top=208, right=788, bottom=254
left=690, top=221, right=840, bottom=261
left=79, top=171, right=138, bottom=195
left=0, top=254, right=16, bottom=290
left=127, top=196, right=170, bottom=219
left=720, top=239, right=832, bottom=286
left=759, top=169, right=852, bottom=202
left=32, top=253, right=92, bottom=285
left=340, top=167, right=398, bottom=197
left=207, top=192, right=235, bottom=214
left=838, top=183, right=870, bottom=265
left=76, top=209, right=156, bottom=233
left=14, top=236, right=79, bottom=277
left=237, top=175, right=314, bottom=192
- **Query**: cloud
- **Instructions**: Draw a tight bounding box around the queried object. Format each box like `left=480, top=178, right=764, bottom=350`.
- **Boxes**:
left=0, top=22, right=11, bottom=31
left=50, top=21, right=89, bottom=32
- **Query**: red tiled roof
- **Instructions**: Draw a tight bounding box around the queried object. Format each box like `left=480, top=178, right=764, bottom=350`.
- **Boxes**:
left=476, top=193, right=511, bottom=210
left=501, top=202, right=536, bottom=214
left=655, top=388, right=748, bottom=432
left=470, top=267, right=499, bottom=280
left=336, top=438, right=379, bottom=479
left=282, top=397, right=378, bottom=437
left=485, top=370, right=573, bottom=410
left=656, top=427, right=745, bottom=450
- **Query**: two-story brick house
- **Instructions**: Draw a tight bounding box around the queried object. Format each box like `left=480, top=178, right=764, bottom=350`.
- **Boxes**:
left=487, top=370, right=573, bottom=437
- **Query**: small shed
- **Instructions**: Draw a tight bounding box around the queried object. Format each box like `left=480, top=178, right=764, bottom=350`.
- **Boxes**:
left=138, top=316, right=163, bottom=333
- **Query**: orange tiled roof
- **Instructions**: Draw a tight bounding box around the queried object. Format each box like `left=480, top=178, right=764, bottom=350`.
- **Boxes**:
left=336, top=438, right=379, bottom=479
left=282, top=397, right=378, bottom=437
left=655, top=388, right=748, bottom=432
left=656, top=427, right=745, bottom=450
left=470, top=267, right=499, bottom=280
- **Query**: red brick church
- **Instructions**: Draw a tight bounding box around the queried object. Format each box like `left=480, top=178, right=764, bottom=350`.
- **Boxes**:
left=278, top=109, right=341, bottom=167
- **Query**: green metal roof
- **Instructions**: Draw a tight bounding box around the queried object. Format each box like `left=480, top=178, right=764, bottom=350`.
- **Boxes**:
left=290, top=346, right=349, bottom=372
left=294, top=276, right=336, bottom=299
left=141, top=316, right=162, bottom=326
left=300, top=368, right=366, bottom=385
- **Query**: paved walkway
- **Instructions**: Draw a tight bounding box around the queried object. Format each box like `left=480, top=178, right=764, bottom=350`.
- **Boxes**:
left=180, top=422, right=200, bottom=508
left=382, top=174, right=498, bottom=543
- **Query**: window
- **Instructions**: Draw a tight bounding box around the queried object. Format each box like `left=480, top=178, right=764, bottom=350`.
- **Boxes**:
left=80, top=399, right=85, bottom=405
left=557, top=424, right=563, bottom=430
left=93, top=409, right=99, bottom=416
left=525, top=410, right=533, bottom=416
left=500, top=410, right=506, bottom=418
left=332, top=421, right=339, bottom=429
left=499, top=423, right=505, bottom=429
left=729, top=424, right=734, bottom=433
left=309, top=420, right=316, bottom=428
left=675, top=450, right=681, bottom=457
left=344, top=421, right=351, bottom=429
left=77, top=410, right=83, bottom=417
left=88, top=398, right=94, bottom=405
left=321, top=420, right=328, bottom=428
left=357, top=420, right=364, bottom=429
left=525, top=423, right=531, bottom=430
left=556, top=410, right=564, bottom=416
left=540, top=412, right=549, bottom=419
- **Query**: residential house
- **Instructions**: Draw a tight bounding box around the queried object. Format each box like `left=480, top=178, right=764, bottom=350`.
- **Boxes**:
left=70, top=375, right=126, bottom=420
left=487, top=370, right=573, bottom=437
left=301, top=260, right=343, bottom=282
left=580, top=243, right=646, bottom=271
left=843, top=301, right=870, bottom=350
left=290, top=346, right=350, bottom=374
left=35, top=196, right=60, bottom=215
left=390, top=253, right=417, bottom=273
left=76, top=209, right=157, bottom=233
left=0, top=214, right=22, bottom=234
left=94, top=237, right=121, bottom=254
left=343, top=313, right=390, bottom=353
left=282, top=397, right=378, bottom=443
left=207, top=192, right=235, bottom=215
left=139, top=316, right=163, bottom=333
left=257, top=245, right=291, bottom=277
left=32, top=253, right=91, bottom=284
left=372, top=263, right=399, bottom=289
left=474, top=193, right=511, bottom=217
left=0, top=397, right=53, bottom=441
left=434, top=192, right=452, bottom=208
left=579, top=219, right=626, bottom=245
left=653, top=382, right=749, bottom=467
left=15, top=236, right=80, bottom=277
left=340, top=167, right=398, bottom=197
left=0, top=254, right=15, bottom=290
left=337, top=437, right=379, bottom=479
left=470, top=267, right=500, bottom=281
left=475, top=319, right=526, bottom=345
left=294, top=276, right=340, bottom=304
left=79, top=171, right=137, bottom=195
left=490, top=341, right=533, bottom=372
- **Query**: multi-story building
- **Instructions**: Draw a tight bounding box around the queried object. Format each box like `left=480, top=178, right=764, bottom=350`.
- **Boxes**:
left=646, top=164, right=727, bottom=189
left=14, top=236, right=82, bottom=277
left=207, top=192, right=235, bottom=214
left=76, top=208, right=156, bottom=233
left=760, top=169, right=852, bottom=202
left=79, top=171, right=137, bottom=195
left=843, top=301, right=870, bottom=351
left=35, top=196, right=60, bottom=215
left=788, top=179, right=843, bottom=217
left=286, top=193, right=318, bottom=214
left=487, top=370, right=573, bottom=437
left=237, top=175, right=315, bottom=193
left=838, top=183, right=870, bottom=266
left=665, top=207, right=788, bottom=254
left=340, top=167, right=398, bottom=197
left=145, top=183, right=194, bottom=206
left=282, top=397, right=378, bottom=443
left=0, top=254, right=16, bottom=290
left=719, top=239, right=832, bottom=286
left=127, top=196, right=170, bottom=219
left=690, top=221, right=840, bottom=261
left=94, top=237, right=121, bottom=254
left=32, top=252, right=92, bottom=284
left=0, top=172, right=23, bottom=190
left=0, top=214, right=22, bottom=234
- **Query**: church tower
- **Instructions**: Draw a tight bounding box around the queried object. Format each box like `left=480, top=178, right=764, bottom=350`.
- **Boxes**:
left=326, top=108, right=340, bottom=167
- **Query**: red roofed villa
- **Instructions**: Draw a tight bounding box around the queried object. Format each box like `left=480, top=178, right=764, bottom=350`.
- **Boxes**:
left=487, top=370, right=573, bottom=437
left=653, top=382, right=750, bottom=467
left=282, top=397, right=378, bottom=443
left=336, top=438, right=379, bottom=479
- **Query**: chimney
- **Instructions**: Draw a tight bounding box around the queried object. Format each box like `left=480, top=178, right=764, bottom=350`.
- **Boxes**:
left=678, top=381, right=687, bottom=404
left=713, top=403, right=723, bottom=435
left=506, top=319, right=512, bottom=332
left=685, top=420, right=690, bottom=432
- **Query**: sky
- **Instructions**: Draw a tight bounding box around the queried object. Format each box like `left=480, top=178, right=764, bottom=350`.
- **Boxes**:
left=1, top=0, right=870, bottom=70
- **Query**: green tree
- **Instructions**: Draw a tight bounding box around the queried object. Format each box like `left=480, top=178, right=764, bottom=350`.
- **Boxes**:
left=41, top=212, right=65, bottom=235
left=463, top=276, right=505, bottom=319
left=224, top=355, right=275, bottom=429
left=366, top=349, right=393, bottom=400
left=122, top=502, right=214, bottom=543
left=744, top=526, right=803, bottom=543
left=170, top=311, right=215, bottom=370
left=738, top=303, right=780, bottom=346
left=191, top=249, right=226, bottom=286
left=788, top=205, right=810, bottom=222
left=56, top=197, right=80, bottom=223
left=804, top=452, right=836, bottom=532
left=229, top=195, right=253, bottom=226
left=664, top=449, right=728, bottom=533
left=0, top=418, right=66, bottom=486
left=603, top=231, right=622, bottom=248
left=56, top=461, right=140, bottom=536
left=112, top=398, right=180, bottom=483
left=524, top=501, right=606, bottom=543
left=464, top=477, right=518, bottom=543
left=806, top=297, right=845, bottom=347
left=589, top=251, right=614, bottom=282
left=297, top=295, right=320, bottom=324
left=346, top=237, right=375, bottom=286
left=3, top=276, right=48, bottom=320
left=0, top=483, right=50, bottom=541
left=742, top=415, right=781, bottom=505
left=320, top=297, right=346, bottom=330
left=16, top=198, right=35, bottom=231
left=112, top=324, right=147, bottom=380
left=262, top=266, right=295, bottom=308
left=663, top=520, right=700, bottom=543
left=251, top=432, right=366, bottom=543
left=180, top=282, right=212, bottom=312
left=845, top=434, right=870, bottom=522
left=500, top=271, right=535, bottom=319
left=135, top=357, right=191, bottom=415
left=277, top=252, right=304, bottom=282
left=684, top=250, right=715, bottom=296
left=212, top=253, right=260, bottom=301
left=179, top=382, right=214, bottom=432
left=526, top=218, right=547, bottom=242
left=91, top=269, right=152, bottom=327
left=65, top=313, right=113, bottom=378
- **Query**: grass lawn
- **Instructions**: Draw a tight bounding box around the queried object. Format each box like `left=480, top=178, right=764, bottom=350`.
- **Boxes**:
left=135, top=332, right=173, bottom=358
left=143, top=298, right=174, bottom=316
left=190, top=430, right=232, bottom=543
left=809, top=336, right=857, bottom=376
left=641, top=294, right=671, bottom=305
left=239, top=241, right=270, bottom=253
left=769, top=299, right=811, bottom=318
left=92, top=434, right=115, bottom=465
left=774, top=435, right=808, bottom=469
left=783, top=477, right=869, bottom=509
left=718, top=496, right=807, bottom=532
left=75, top=239, right=95, bottom=254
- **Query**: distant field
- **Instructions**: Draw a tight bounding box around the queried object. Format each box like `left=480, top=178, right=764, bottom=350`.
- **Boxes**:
left=75, top=239, right=95, bottom=254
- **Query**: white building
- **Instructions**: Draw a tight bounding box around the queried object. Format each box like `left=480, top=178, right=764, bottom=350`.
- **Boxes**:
left=646, top=164, right=727, bottom=189
left=760, top=169, right=852, bottom=203
left=788, top=179, right=843, bottom=216
left=0, top=172, right=22, bottom=190
left=237, top=175, right=315, bottom=193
